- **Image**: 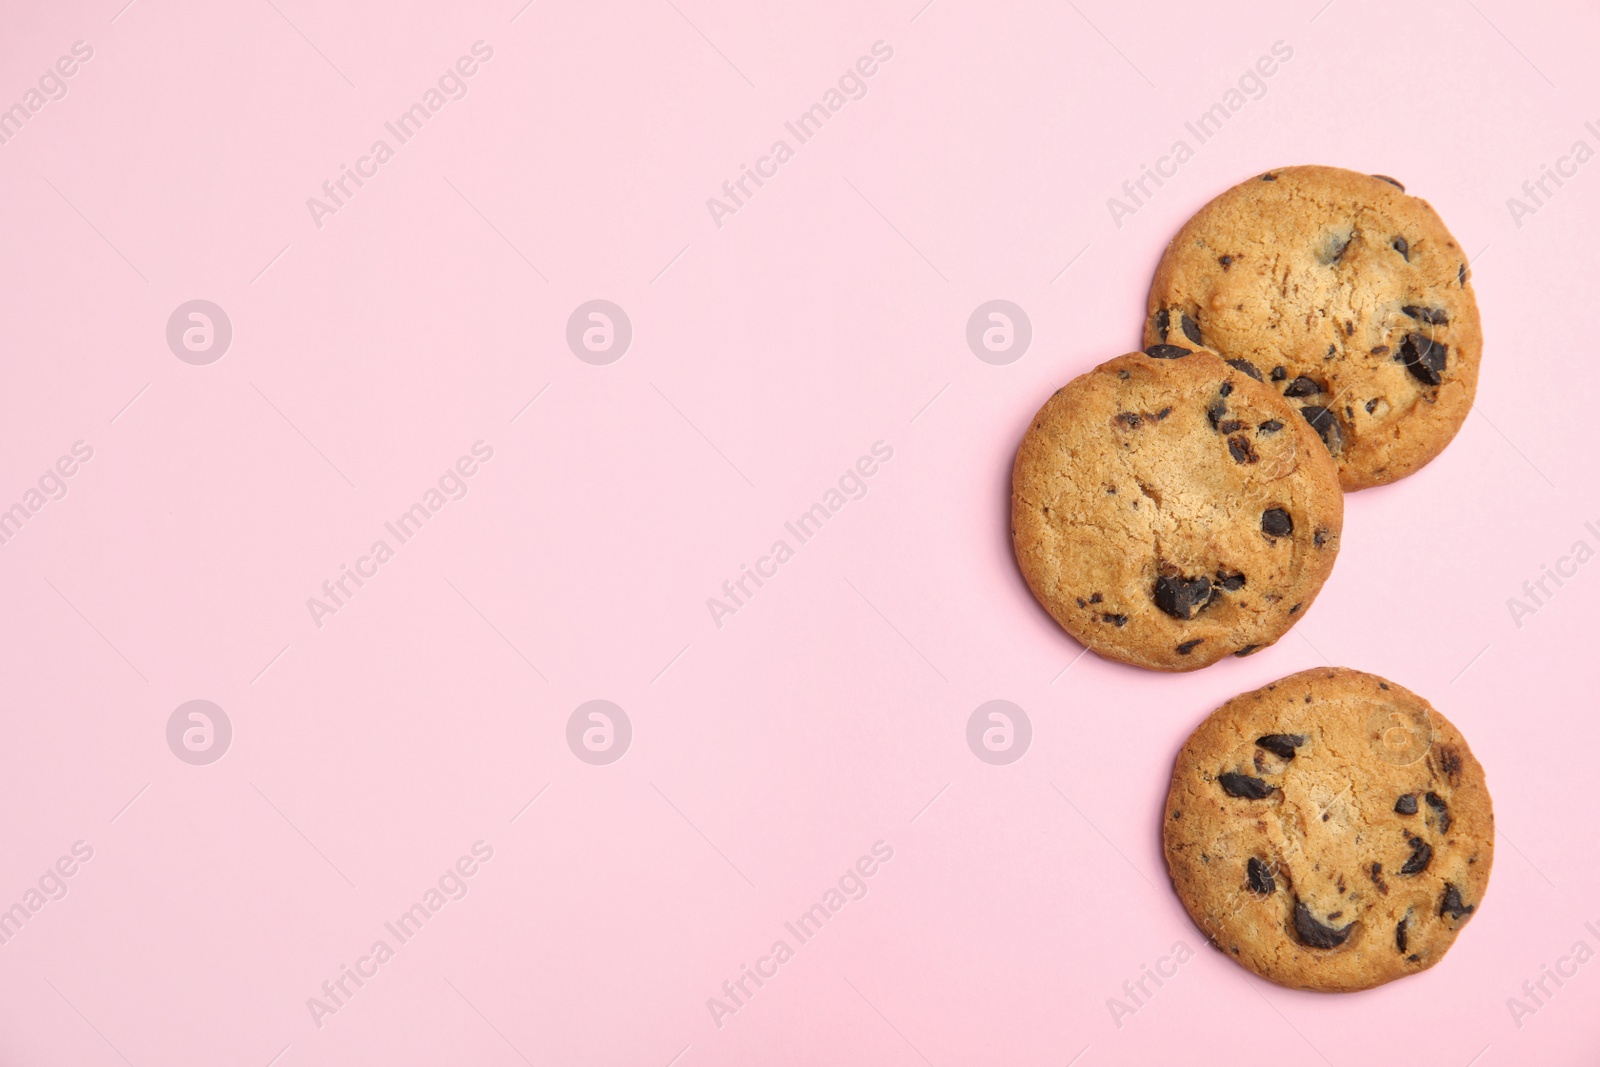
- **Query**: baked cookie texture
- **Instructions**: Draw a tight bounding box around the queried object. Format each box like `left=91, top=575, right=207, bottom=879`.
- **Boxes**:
left=1145, top=166, right=1482, bottom=491
left=1163, top=668, right=1494, bottom=992
left=1011, top=348, right=1342, bottom=671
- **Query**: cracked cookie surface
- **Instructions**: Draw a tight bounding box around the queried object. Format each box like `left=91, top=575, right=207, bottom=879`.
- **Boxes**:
left=1164, top=668, right=1494, bottom=992
left=1145, top=166, right=1482, bottom=490
left=1010, top=347, right=1342, bottom=671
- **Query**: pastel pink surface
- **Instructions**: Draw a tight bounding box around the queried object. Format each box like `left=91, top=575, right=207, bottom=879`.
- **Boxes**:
left=2, top=1, right=1597, bottom=1064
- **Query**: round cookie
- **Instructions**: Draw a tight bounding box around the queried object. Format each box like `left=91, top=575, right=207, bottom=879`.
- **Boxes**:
left=1011, top=347, right=1343, bottom=671
left=1145, top=166, right=1482, bottom=491
left=1163, top=668, right=1494, bottom=992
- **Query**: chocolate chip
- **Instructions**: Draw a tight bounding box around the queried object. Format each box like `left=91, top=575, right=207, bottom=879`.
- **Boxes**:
left=1370, top=862, right=1389, bottom=895
left=1270, top=365, right=1287, bottom=382
left=1153, top=308, right=1170, bottom=340
left=1103, top=613, right=1127, bottom=626
left=1115, top=412, right=1142, bottom=428
left=1145, top=343, right=1191, bottom=359
left=1260, top=173, right=1277, bottom=181
left=1233, top=645, right=1259, bottom=657
left=1326, top=344, right=1337, bottom=358
left=1175, top=639, right=1204, bottom=655
left=1324, top=233, right=1353, bottom=263
left=1393, top=236, right=1409, bottom=261
left=1228, top=436, right=1258, bottom=464
left=1207, top=398, right=1227, bottom=429
left=1156, top=406, right=1171, bottom=420
left=1153, top=574, right=1212, bottom=620
left=1255, top=734, right=1305, bottom=759
left=1247, top=857, right=1275, bottom=895
left=1436, top=746, right=1463, bottom=782
left=1370, top=345, right=1390, bottom=356
left=1398, top=333, right=1448, bottom=386
left=1261, top=508, right=1293, bottom=538
left=1459, top=264, right=1467, bottom=286
left=1402, top=305, right=1449, bottom=325
left=1399, top=836, right=1433, bottom=876
left=1089, top=593, right=1102, bottom=603
left=1283, top=376, right=1321, bottom=398
left=1439, top=885, right=1474, bottom=920
left=1257, top=419, right=1283, bottom=435
left=1217, top=571, right=1246, bottom=591
left=1372, top=174, right=1405, bottom=191
left=1313, top=528, right=1328, bottom=547
left=1395, top=794, right=1418, bottom=815
left=1181, top=314, right=1202, bottom=344
left=1300, top=405, right=1342, bottom=452
left=1076, top=597, right=1086, bottom=607
left=1225, top=358, right=1262, bottom=380
left=1365, top=398, right=1380, bottom=414
left=1293, top=902, right=1353, bottom=949
left=1425, top=792, right=1452, bottom=834
left=1395, top=917, right=1408, bottom=952
left=1289, top=603, right=1301, bottom=614
left=1217, top=419, right=1245, bottom=434
left=1219, top=255, right=1233, bottom=271
left=1219, top=772, right=1273, bottom=799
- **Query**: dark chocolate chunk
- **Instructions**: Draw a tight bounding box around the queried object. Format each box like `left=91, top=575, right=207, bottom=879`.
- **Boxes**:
left=1396, top=917, right=1408, bottom=952
left=1156, top=406, right=1171, bottom=420
left=1372, top=174, right=1405, bottom=191
left=1398, top=333, right=1448, bottom=386
left=1402, top=305, right=1449, bottom=325
left=1261, top=508, right=1293, bottom=538
left=1089, top=592, right=1102, bottom=603
left=1289, top=603, right=1301, bottom=615
left=1103, top=613, right=1128, bottom=627
left=1299, top=405, right=1342, bottom=452
left=1145, top=343, right=1191, bottom=359
left=1175, top=639, right=1204, bottom=655
left=1365, top=398, right=1380, bottom=414
left=1181, top=314, right=1202, bottom=344
left=1293, top=902, right=1354, bottom=949
left=1459, top=263, right=1467, bottom=286
left=1257, top=419, right=1283, bottom=435
left=1370, top=862, right=1389, bottom=895
left=1394, top=794, right=1417, bottom=815
left=1392, top=235, right=1409, bottom=260
left=1217, top=419, right=1245, bottom=434
left=1154, top=574, right=1213, bottom=620
left=1153, top=308, right=1170, bottom=340
left=1219, top=255, right=1233, bottom=271
left=1206, top=398, right=1227, bottom=429
left=1260, top=173, right=1277, bottom=181
left=1439, top=884, right=1474, bottom=920
left=1270, top=365, right=1287, bottom=382
left=1425, top=792, right=1452, bottom=834
left=1217, top=571, right=1246, bottom=591
left=1233, top=645, right=1259, bottom=657
left=1218, top=772, right=1273, bottom=799
left=1255, top=734, right=1305, bottom=760
left=1399, top=836, right=1433, bottom=876
left=1219, top=382, right=1233, bottom=397
left=1247, top=857, right=1275, bottom=895
left=1225, top=358, right=1262, bottom=380
left=1370, top=345, right=1390, bottom=356
left=1313, top=528, right=1328, bottom=548
left=1283, top=375, right=1321, bottom=398
left=1228, top=436, right=1258, bottom=464
left=1436, top=746, right=1463, bottom=781
left=1115, top=412, right=1142, bottom=428
left=1324, top=233, right=1352, bottom=263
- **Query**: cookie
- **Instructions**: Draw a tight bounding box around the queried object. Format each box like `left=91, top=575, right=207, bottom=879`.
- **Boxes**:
left=1011, top=347, right=1342, bottom=671
left=1163, top=668, right=1494, bottom=992
left=1145, top=166, right=1482, bottom=491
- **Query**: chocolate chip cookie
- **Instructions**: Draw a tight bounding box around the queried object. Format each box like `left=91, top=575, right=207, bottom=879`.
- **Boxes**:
left=1145, top=166, right=1482, bottom=490
left=1011, top=347, right=1342, bottom=671
left=1164, top=668, right=1494, bottom=992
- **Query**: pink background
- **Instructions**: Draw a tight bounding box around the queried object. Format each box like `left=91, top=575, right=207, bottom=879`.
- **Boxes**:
left=2, top=0, right=1597, bottom=1063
